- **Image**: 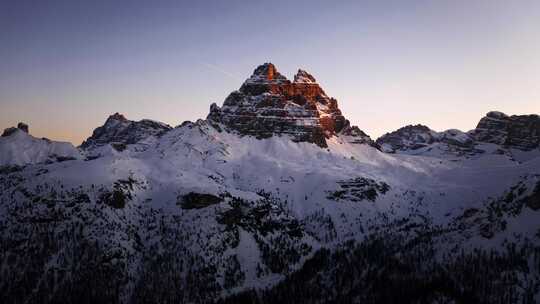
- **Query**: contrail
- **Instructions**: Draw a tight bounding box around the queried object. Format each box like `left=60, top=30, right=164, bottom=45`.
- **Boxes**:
left=201, top=62, right=242, bottom=81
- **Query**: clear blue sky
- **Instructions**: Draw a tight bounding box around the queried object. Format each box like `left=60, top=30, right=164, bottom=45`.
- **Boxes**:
left=1, top=0, right=539, bottom=144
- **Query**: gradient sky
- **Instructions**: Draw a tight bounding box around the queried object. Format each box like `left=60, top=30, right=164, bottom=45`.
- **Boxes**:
left=1, top=0, right=539, bottom=145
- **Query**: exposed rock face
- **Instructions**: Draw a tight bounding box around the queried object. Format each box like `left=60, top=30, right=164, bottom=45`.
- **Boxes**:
left=81, top=113, right=172, bottom=149
left=377, top=124, right=481, bottom=155
left=1, top=127, right=18, bottom=137
left=376, top=124, right=475, bottom=155
left=377, top=111, right=540, bottom=156
left=2, top=122, right=30, bottom=137
left=0, top=122, right=81, bottom=166
left=471, top=111, right=540, bottom=151
left=17, top=122, right=28, bottom=133
left=377, top=125, right=437, bottom=153
left=340, top=126, right=380, bottom=147
left=294, top=69, right=317, bottom=83
left=208, top=63, right=372, bottom=148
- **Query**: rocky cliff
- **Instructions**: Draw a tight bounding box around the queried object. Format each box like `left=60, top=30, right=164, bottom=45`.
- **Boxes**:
left=377, top=111, right=540, bottom=157
left=471, top=111, right=540, bottom=151
left=207, top=63, right=374, bottom=148
left=81, top=113, right=172, bottom=150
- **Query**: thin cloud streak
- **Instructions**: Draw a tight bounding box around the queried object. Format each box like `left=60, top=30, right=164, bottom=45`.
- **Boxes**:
left=201, top=62, right=242, bottom=82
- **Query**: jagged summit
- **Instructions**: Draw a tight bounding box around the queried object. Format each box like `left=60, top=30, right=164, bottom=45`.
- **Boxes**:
left=377, top=124, right=442, bottom=153
left=0, top=122, right=80, bottom=165
left=472, top=111, right=540, bottom=150
left=244, top=62, right=288, bottom=85
left=294, top=69, right=317, bottom=84
left=376, top=124, right=474, bottom=155
left=2, top=65, right=540, bottom=303
left=377, top=111, right=540, bottom=157
left=239, top=63, right=296, bottom=96
left=106, top=112, right=129, bottom=123
left=81, top=113, right=172, bottom=150
left=1, top=122, right=29, bottom=137
left=17, top=122, right=29, bottom=133
left=208, top=63, right=375, bottom=148
left=485, top=111, right=508, bottom=119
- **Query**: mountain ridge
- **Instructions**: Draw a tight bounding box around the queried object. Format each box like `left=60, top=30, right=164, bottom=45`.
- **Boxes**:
left=2, top=63, right=538, bottom=154
left=376, top=111, right=540, bottom=159
left=207, top=63, right=372, bottom=148
left=1, top=63, right=540, bottom=303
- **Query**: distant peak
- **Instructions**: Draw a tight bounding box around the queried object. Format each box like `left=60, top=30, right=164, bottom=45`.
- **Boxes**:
left=294, top=69, right=317, bottom=84
left=106, top=112, right=128, bottom=122
left=406, top=124, right=432, bottom=131
left=252, top=63, right=277, bottom=78
left=17, top=122, right=29, bottom=133
left=81, top=113, right=171, bottom=149
left=1, top=122, right=30, bottom=137
left=209, top=63, right=359, bottom=148
left=485, top=111, right=508, bottom=119
left=380, top=124, right=433, bottom=136
left=245, top=62, right=288, bottom=84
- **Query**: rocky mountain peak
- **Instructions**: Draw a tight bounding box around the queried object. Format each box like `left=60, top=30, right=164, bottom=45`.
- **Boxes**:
left=2, top=122, right=30, bottom=137
left=472, top=111, right=540, bottom=150
left=0, top=121, right=81, bottom=165
left=17, top=122, right=29, bottom=133
left=81, top=114, right=172, bottom=150
left=377, top=110, right=540, bottom=157
left=376, top=124, right=439, bottom=153
left=208, top=63, right=373, bottom=148
left=239, top=63, right=290, bottom=96
left=376, top=124, right=477, bottom=155
left=485, top=111, right=509, bottom=119
left=294, top=69, right=317, bottom=84
left=250, top=63, right=285, bottom=82
left=106, top=112, right=129, bottom=123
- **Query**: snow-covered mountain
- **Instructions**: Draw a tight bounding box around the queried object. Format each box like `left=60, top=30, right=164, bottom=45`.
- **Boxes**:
left=377, top=111, right=540, bottom=161
left=472, top=111, right=540, bottom=150
left=207, top=63, right=376, bottom=148
left=0, top=123, right=81, bottom=166
left=1, top=63, right=540, bottom=303
left=81, top=112, right=172, bottom=151
left=376, top=124, right=476, bottom=156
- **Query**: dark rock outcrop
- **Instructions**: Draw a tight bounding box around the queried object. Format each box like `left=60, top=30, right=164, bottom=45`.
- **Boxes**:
left=326, top=177, right=390, bottom=202
left=81, top=113, right=172, bottom=149
left=376, top=124, right=475, bottom=154
left=207, top=63, right=373, bottom=148
left=376, top=111, right=540, bottom=156
left=179, top=192, right=223, bottom=209
left=2, top=122, right=30, bottom=137
left=376, top=124, right=438, bottom=153
left=1, top=127, right=18, bottom=137
left=339, top=126, right=380, bottom=148
left=17, top=122, right=29, bottom=133
left=294, top=69, right=317, bottom=83
left=471, top=111, right=540, bottom=151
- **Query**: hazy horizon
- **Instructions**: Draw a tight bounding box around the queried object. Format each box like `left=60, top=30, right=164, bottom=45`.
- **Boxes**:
left=1, top=0, right=539, bottom=145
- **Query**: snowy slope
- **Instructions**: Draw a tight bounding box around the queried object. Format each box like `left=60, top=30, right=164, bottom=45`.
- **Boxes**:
left=1, top=64, right=540, bottom=303
left=377, top=111, right=540, bottom=161
left=0, top=127, right=81, bottom=166
left=2, top=118, right=539, bottom=301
